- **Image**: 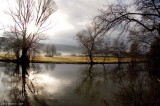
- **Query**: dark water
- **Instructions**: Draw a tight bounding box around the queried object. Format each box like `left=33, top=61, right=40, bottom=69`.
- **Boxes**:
left=0, top=62, right=159, bottom=106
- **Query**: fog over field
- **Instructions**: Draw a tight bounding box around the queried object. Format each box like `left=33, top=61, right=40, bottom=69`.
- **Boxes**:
left=42, top=44, right=81, bottom=55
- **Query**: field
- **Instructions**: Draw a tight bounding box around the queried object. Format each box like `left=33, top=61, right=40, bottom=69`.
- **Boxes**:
left=31, top=56, right=132, bottom=63
left=0, top=54, right=145, bottom=64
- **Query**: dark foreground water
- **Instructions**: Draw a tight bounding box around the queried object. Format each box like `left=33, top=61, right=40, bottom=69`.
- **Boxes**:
left=0, top=62, right=159, bottom=106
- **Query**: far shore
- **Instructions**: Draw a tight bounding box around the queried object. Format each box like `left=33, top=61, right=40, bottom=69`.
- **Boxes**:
left=0, top=55, right=148, bottom=64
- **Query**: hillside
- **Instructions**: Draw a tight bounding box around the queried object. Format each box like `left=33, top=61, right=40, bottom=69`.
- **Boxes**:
left=0, top=37, right=81, bottom=56
left=41, top=44, right=81, bottom=55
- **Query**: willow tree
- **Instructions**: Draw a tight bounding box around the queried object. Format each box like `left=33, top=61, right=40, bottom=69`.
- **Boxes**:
left=6, top=0, right=57, bottom=64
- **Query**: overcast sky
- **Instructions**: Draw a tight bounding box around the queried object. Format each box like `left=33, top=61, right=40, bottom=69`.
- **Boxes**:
left=0, top=0, right=124, bottom=46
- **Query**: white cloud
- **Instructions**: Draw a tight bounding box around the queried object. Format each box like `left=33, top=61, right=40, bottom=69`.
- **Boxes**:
left=47, top=0, right=107, bottom=45
left=0, top=0, right=121, bottom=45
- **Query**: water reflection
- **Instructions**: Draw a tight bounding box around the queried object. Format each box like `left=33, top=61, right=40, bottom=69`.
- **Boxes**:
left=112, top=63, right=160, bottom=105
left=1, top=63, right=56, bottom=106
left=0, top=62, right=160, bottom=106
left=76, top=63, right=160, bottom=106
left=76, top=64, right=113, bottom=106
left=110, top=63, right=147, bottom=105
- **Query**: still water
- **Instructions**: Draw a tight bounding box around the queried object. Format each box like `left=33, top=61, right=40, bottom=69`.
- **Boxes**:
left=0, top=62, right=159, bottom=106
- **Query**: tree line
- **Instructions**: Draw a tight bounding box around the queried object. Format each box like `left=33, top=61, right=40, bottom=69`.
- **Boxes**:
left=0, top=37, right=58, bottom=59
left=76, top=0, right=160, bottom=64
left=1, top=0, right=160, bottom=65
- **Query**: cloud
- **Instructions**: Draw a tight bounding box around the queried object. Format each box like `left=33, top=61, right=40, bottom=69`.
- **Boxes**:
left=0, top=0, right=117, bottom=45
left=47, top=0, right=107, bottom=45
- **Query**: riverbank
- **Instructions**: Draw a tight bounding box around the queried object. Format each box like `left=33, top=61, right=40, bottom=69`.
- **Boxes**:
left=32, top=56, right=122, bottom=64
left=0, top=55, right=146, bottom=64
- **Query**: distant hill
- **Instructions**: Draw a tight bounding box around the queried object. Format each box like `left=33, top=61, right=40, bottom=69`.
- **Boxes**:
left=40, top=43, right=81, bottom=55
left=0, top=37, right=81, bottom=56
left=54, top=44, right=81, bottom=55
left=41, top=44, right=81, bottom=55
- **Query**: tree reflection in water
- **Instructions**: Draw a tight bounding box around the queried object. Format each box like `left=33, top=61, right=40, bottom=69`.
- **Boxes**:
left=76, top=64, right=111, bottom=106
left=110, top=63, right=146, bottom=106
left=1, top=62, right=160, bottom=106
left=76, top=63, right=160, bottom=106
left=110, top=63, right=160, bottom=106
left=1, top=63, right=55, bottom=106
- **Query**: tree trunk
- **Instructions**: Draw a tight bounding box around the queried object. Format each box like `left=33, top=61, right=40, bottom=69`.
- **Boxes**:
left=20, top=49, right=29, bottom=65
left=118, top=58, right=121, bottom=64
left=51, top=51, right=53, bottom=57
left=89, top=54, right=94, bottom=64
left=15, top=49, right=20, bottom=62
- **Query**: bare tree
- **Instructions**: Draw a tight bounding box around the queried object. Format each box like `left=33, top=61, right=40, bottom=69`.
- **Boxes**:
left=96, top=0, right=160, bottom=36
left=129, top=41, right=141, bottom=63
left=111, top=38, right=127, bottom=64
left=99, top=37, right=111, bottom=63
left=45, top=44, right=50, bottom=56
left=5, top=0, right=57, bottom=64
left=50, top=44, right=56, bottom=57
left=76, top=23, right=104, bottom=64
left=29, top=43, right=42, bottom=61
left=45, top=44, right=56, bottom=57
left=95, top=0, right=160, bottom=57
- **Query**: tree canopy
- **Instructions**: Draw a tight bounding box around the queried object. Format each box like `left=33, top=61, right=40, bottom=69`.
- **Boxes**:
left=5, top=0, right=57, bottom=64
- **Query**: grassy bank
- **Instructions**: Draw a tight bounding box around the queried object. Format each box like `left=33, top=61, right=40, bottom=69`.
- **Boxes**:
left=31, top=56, right=131, bottom=64
left=0, top=54, right=146, bottom=64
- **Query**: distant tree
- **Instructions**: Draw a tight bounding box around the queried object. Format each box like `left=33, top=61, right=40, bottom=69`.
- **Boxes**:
left=129, top=42, right=141, bottom=63
left=45, top=44, right=56, bottom=57
left=56, top=53, right=61, bottom=56
left=71, top=53, right=76, bottom=56
left=50, top=44, right=56, bottom=57
left=45, top=44, right=50, bottom=56
left=111, top=38, right=127, bottom=64
left=5, top=0, right=57, bottom=64
left=2, top=37, right=21, bottom=60
left=99, top=38, right=111, bottom=63
left=29, top=43, right=42, bottom=61
left=76, top=23, right=104, bottom=64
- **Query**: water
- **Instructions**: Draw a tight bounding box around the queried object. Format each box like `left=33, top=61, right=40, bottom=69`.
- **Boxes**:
left=0, top=62, right=159, bottom=106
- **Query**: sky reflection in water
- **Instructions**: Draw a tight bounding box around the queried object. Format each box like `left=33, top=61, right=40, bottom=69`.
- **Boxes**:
left=0, top=63, right=159, bottom=106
